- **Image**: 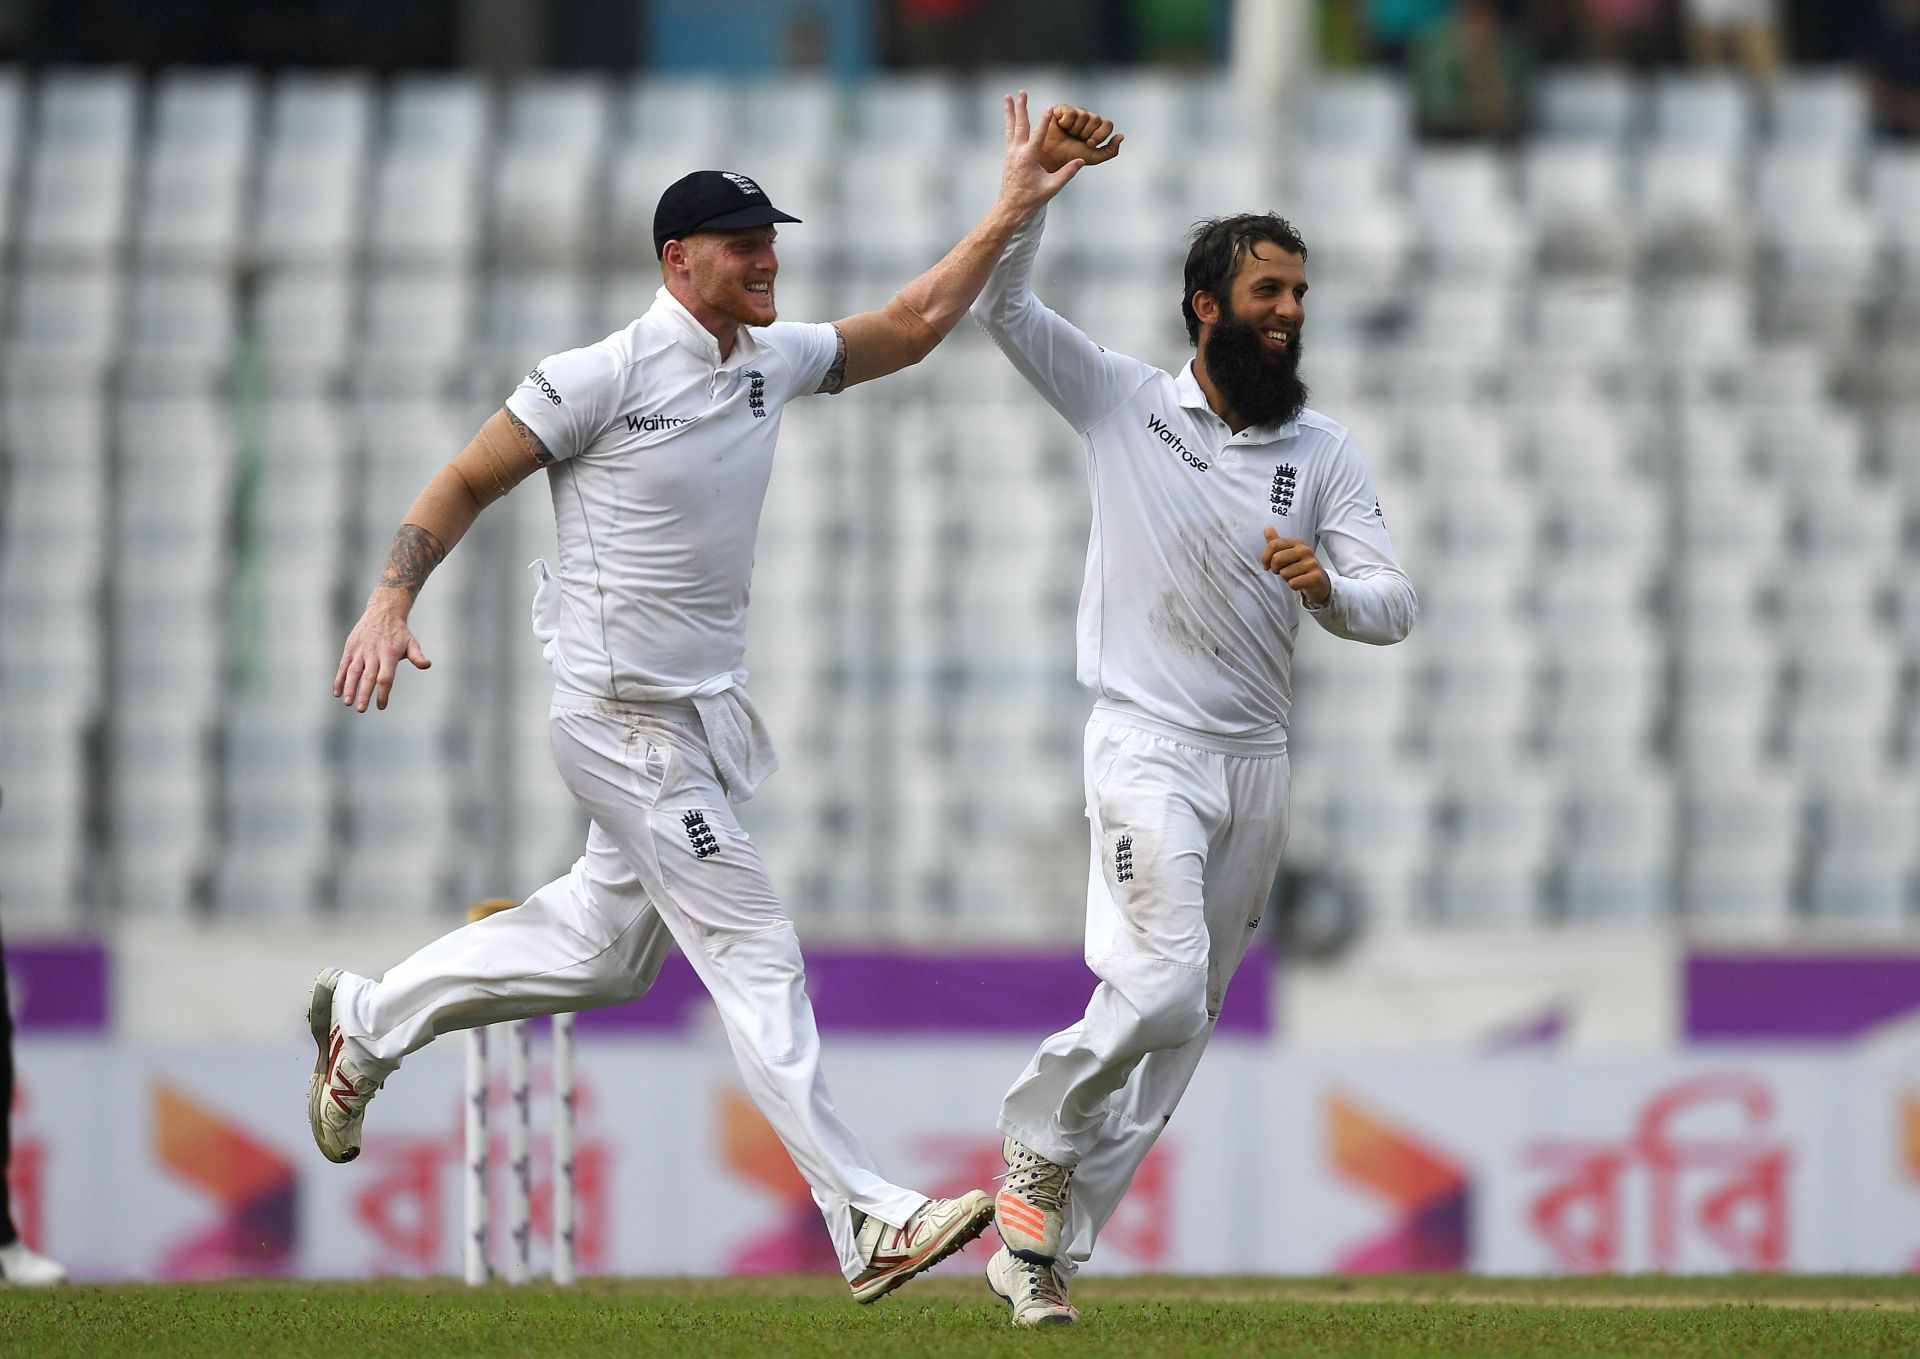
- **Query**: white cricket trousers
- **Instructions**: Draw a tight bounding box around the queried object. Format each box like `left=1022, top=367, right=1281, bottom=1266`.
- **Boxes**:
left=331, top=699, right=927, bottom=1280
left=997, top=712, right=1289, bottom=1275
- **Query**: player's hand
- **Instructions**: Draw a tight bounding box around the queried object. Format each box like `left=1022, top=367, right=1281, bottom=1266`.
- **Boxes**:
left=1262, top=527, right=1331, bottom=607
left=996, top=91, right=1090, bottom=214
left=1039, top=104, right=1123, bottom=174
left=334, top=601, right=431, bottom=713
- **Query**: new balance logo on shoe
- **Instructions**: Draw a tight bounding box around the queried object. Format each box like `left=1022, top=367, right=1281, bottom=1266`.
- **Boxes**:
left=848, top=1192, right=994, bottom=1304
left=682, top=811, right=719, bottom=859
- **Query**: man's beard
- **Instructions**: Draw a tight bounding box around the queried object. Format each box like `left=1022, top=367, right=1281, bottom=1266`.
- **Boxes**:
left=1201, top=312, right=1308, bottom=428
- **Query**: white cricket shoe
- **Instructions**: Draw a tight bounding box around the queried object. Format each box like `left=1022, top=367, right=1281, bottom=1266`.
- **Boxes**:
left=306, top=968, right=382, bottom=1164
left=847, top=1191, right=994, bottom=1304
left=994, top=1136, right=1071, bottom=1264
left=986, top=1245, right=1077, bottom=1327
left=0, top=1238, right=67, bottom=1286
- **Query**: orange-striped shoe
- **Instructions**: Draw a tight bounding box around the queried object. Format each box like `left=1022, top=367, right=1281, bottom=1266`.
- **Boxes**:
left=995, top=1137, right=1072, bottom=1264
left=848, top=1192, right=995, bottom=1304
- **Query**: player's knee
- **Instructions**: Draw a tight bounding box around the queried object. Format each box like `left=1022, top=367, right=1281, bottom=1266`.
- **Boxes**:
left=1133, top=975, right=1210, bottom=1051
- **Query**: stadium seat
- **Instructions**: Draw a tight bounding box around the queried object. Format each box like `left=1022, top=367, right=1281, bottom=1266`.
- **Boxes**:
left=1294, top=72, right=1411, bottom=167
left=482, top=271, right=594, bottom=367
left=1522, top=143, right=1634, bottom=275
left=1529, top=279, right=1634, bottom=359
left=1635, top=147, right=1753, bottom=274
left=1769, top=72, right=1870, bottom=159
left=1409, top=148, right=1526, bottom=283
left=1558, top=760, right=1676, bottom=921
left=1870, top=149, right=1920, bottom=284
left=839, top=145, right=955, bottom=272
left=1297, top=752, right=1435, bottom=928
left=137, top=70, right=257, bottom=270
left=1284, top=146, right=1411, bottom=306
left=11, top=268, right=124, bottom=374
left=126, top=272, right=236, bottom=386
left=0, top=68, right=25, bottom=260
left=255, top=73, right=374, bottom=269
left=492, top=77, right=610, bottom=269
left=1648, top=72, right=1755, bottom=154
left=1431, top=761, right=1555, bottom=926
left=1536, top=69, right=1640, bottom=145
left=851, top=74, right=965, bottom=146
left=22, top=67, right=138, bottom=267
left=740, top=76, right=840, bottom=151
left=1752, top=149, right=1875, bottom=292
left=1804, top=775, right=1918, bottom=923
left=1678, top=771, right=1801, bottom=924
left=0, top=701, right=91, bottom=892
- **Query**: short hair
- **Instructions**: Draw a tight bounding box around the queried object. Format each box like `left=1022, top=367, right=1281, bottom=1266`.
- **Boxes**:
left=1180, top=214, right=1309, bottom=345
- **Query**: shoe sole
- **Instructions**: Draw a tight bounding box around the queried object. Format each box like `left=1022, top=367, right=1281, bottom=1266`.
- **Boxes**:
left=852, top=1194, right=995, bottom=1305
left=306, top=968, right=357, bottom=1164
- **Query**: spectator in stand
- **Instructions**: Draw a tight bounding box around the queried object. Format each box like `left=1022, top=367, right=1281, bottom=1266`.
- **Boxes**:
left=889, top=0, right=996, bottom=68
left=1684, top=0, right=1783, bottom=81
left=1367, top=0, right=1455, bottom=64
left=1579, top=0, right=1678, bottom=66
left=1860, top=0, right=1920, bottom=137
left=1413, top=0, right=1535, bottom=140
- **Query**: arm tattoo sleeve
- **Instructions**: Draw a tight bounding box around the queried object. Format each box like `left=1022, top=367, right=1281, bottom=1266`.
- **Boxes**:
left=816, top=324, right=849, bottom=395
left=377, top=524, right=448, bottom=596
left=506, top=409, right=557, bottom=465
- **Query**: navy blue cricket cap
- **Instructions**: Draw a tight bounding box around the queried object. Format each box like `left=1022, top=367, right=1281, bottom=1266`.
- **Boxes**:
left=652, top=170, right=801, bottom=259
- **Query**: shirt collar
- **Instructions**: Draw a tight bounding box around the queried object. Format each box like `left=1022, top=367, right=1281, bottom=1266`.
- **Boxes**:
left=649, top=286, right=762, bottom=370
left=1174, top=360, right=1299, bottom=443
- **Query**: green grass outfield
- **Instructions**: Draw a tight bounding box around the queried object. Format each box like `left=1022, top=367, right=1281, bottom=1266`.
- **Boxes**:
left=5, top=1275, right=1919, bottom=1358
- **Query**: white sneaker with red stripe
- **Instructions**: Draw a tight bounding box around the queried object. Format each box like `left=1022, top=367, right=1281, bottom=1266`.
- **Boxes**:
left=986, top=1245, right=1077, bottom=1326
left=306, top=968, right=382, bottom=1164
left=847, top=1191, right=994, bottom=1304
left=995, top=1137, right=1072, bottom=1264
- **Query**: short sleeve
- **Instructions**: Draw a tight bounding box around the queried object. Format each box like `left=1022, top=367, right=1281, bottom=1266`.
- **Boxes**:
left=760, top=321, right=840, bottom=405
left=504, top=343, right=621, bottom=462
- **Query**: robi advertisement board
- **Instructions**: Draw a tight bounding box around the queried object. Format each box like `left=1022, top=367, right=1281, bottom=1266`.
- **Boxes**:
left=11, top=1037, right=1920, bottom=1280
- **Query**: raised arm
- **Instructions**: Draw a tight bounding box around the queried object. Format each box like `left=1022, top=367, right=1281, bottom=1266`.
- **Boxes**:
left=822, top=93, right=1120, bottom=393
left=333, top=409, right=552, bottom=712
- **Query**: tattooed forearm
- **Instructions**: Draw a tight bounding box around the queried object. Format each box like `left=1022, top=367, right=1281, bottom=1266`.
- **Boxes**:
left=506, top=409, right=556, bottom=465
left=816, top=325, right=849, bottom=395
left=377, top=524, right=448, bottom=596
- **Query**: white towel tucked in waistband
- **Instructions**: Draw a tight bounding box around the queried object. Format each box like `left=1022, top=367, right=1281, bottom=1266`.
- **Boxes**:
left=530, top=558, right=779, bottom=803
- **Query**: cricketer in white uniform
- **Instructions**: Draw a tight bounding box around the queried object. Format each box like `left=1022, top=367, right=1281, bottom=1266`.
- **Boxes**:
left=970, top=108, right=1417, bottom=1326
left=305, top=96, right=1118, bottom=1303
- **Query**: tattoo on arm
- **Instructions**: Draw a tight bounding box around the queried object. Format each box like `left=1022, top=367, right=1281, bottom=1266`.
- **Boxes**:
left=506, top=409, right=556, bottom=465
left=816, top=325, right=849, bottom=395
left=377, top=524, right=448, bottom=596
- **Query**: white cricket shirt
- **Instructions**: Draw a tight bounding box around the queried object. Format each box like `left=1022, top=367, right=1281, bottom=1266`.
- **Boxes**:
left=973, top=208, right=1417, bottom=744
left=504, top=286, right=838, bottom=704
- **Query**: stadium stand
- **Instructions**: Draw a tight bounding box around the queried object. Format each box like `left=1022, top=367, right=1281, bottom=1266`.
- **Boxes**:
left=0, top=66, right=1913, bottom=941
